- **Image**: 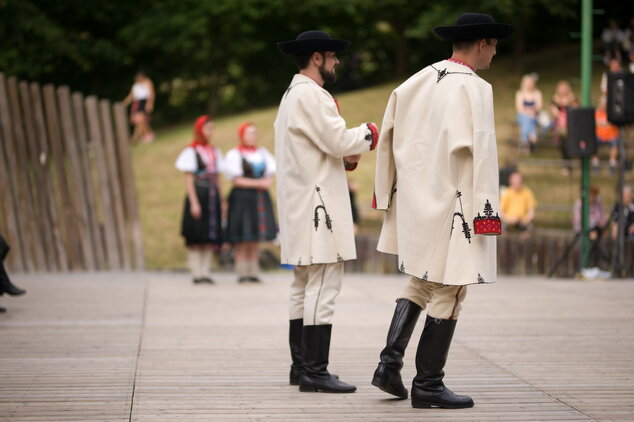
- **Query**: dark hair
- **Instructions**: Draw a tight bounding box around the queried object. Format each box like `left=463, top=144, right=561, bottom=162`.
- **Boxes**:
left=293, top=52, right=325, bottom=70
left=452, top=38, right=495, bottom=51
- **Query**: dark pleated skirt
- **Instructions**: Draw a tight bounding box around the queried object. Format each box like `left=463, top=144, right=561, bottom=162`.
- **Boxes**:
left=226, top=187, right=277, bottom=243
left=180, top=182, right=222, bottom=247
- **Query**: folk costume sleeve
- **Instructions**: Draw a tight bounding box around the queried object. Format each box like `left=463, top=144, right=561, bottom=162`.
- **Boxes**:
left=292, top=87, right=375, bottom=158
left=469, top=83, right=501, bottom=235
left=373, top=91, right=397, bottom=210
left=262, top=148, right=277, bottom=177
left=223, top=149, right=243, bottom=180
left=175, top=147, right=197, bottom=173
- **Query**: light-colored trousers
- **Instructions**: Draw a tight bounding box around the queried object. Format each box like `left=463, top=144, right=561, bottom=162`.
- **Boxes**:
left=400, top=276, right=468, bottom=320
left=289, top=262, right=344, bottom=325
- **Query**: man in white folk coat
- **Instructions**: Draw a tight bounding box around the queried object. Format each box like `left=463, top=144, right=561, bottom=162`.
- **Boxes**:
left=371, top=14, right=513, bottom=409
left=274, top=30, right=379, bottom=393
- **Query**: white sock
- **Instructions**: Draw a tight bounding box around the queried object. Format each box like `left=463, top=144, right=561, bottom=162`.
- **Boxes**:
left=188, top=249, right=202, bottom=279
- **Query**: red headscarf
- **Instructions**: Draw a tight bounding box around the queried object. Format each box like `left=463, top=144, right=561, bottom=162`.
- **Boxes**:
left=237, top=121, right=257, bottom=153
left=190, top=115, right=217, bottom=172
left=191, top=115, right=211, bottom=147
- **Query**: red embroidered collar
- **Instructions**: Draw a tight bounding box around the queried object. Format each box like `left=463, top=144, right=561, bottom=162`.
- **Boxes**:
left=447, top=58, right=476, bottom=72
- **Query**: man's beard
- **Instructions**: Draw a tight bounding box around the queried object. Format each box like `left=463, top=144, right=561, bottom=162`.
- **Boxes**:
left=319, top=64, right=337, bottom=84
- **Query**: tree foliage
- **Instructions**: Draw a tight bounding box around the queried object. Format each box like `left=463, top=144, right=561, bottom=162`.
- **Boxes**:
left=0, top=0, right=589, bottom=124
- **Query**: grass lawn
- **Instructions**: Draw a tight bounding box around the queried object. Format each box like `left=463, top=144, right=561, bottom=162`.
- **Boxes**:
left=133, top=44, right=633, bottom=270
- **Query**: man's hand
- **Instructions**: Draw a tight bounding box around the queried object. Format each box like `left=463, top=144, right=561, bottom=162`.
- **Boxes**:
left=344, top=154, right=360, bottom=171
left=366, top=123, right=379, bottom=150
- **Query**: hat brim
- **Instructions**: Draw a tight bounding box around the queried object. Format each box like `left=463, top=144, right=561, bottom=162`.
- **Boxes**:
left=277, top=38, right=350, bottom=56
left=434, top=23, right=514, bottom=40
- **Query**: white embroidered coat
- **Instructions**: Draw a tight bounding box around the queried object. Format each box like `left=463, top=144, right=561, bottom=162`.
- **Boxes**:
left=274, top=74, right=373, bottom=265
left=374, top=60, right=500, bottom=286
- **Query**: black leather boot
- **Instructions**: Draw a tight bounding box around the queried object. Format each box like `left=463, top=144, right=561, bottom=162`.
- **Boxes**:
left=372, top=298, right=422, bottom=399
left=289, top=319, right=303, bottom=385
left=411, top=316, right=473, bottom=409
left=0, top=239, right=25, bottom=297
left=299, top=325, right=356, bottom=393
left=0, top=264, right=25, bottom=296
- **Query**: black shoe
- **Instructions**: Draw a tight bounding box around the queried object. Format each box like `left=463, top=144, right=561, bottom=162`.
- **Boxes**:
left=0, top=263, right=26, bottom=296
left=238, top=276, right=250, bottom=283
left=411, top=316, right=473, bottom=409
left=201, top=277, right=215, bottom=284
left=298, top=325, right=356, bottom=393
left=0, top=306, right=6, bottom=313
left=247, top=276, right=261, bottom=283
left=193, top=278, right=204, bottom=284
left=289, top=319, right=303, bottom=385
left=372, top=299, right=422, bottom=399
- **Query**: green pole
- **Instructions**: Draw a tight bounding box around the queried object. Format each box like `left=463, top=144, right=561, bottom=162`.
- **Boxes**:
left=580, top=0, right=592, bottom=269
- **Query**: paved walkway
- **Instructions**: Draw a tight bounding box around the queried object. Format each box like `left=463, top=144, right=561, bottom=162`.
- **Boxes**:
left=1, top=272, right=633, bottom=421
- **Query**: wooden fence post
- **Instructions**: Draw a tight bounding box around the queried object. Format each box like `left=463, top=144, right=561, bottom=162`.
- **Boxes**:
left=0, top=74, right=26, bottom=271
left=113, top=102, right=145, bottom=270
left=72, top=92, right=106, bottom=270
left=85, top=96, right=121, bottom=270
left=42, top=84, right=81, bottom=270
left=5, top=77, right=47, bottom=271
left=99, top=99, right=131, bottom=270
left=29, top=82, right=70, bottom=272
left=57, top=86, right=96, bottom=270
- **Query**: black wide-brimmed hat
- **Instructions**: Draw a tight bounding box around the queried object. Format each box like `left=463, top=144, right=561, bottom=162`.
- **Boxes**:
left=278, top=30, right=350, bottom=56
left=434, top=13, right=514, bottom=40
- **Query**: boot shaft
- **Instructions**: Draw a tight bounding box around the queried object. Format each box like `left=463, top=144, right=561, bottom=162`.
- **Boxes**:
left=289, top=318, right=303, bottom=366
left=413, top=315, right=457, bottom=389
left=301, top=324, right=332, bottom=377
left=380, top=298, right=422, bottom=367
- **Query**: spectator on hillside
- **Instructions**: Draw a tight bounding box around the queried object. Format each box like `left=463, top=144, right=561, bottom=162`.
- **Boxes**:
left=600, top=57, right=624, bottom=98
left=573, top=186, right=607, bottom=241
left=550, top=80, right=578, bottom=175
left=601, top=19, right=624, bottom=65
left=550, top=80, right=578, bottom=144
left=593, top=96, right=620, bottom=175
left=515, top=73, right=542, bottom=155
left=123, top=70, right=155, bottom=143
left=611, top=185, right=634, bottom=241
left=622, top=17, right=634, bottom=72
left=500, top=171, right=536, bottom=239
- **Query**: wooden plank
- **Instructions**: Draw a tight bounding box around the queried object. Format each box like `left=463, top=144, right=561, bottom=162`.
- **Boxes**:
left=57, top=86, right=95, bottom=271
left=5, top=273, right=634, bottom=421
left=99, top=99, right=131, bottom=271
left=113, top=102, right=145, bottom=270
left=30, top=82, right=69, bottom=272
left=72, top=92, right=106, bottom=270
left=5, top=76, right=47, bottom=271
left=42, top=84, right=78, bottom=271
left=85, top=96, right=121, bottom=269
left=0, top=74, right=25, bottom=271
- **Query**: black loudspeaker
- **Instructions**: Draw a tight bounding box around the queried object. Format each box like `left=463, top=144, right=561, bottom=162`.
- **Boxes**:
left=607, top=72, right=634, bottom=125
left=565, top=107, right=596, bottom=158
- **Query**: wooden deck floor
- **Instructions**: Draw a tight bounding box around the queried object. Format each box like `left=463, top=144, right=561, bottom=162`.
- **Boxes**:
left=1, top=271, right=633, bottom=422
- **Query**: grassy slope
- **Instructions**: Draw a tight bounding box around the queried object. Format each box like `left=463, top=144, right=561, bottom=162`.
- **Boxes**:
left=133, top=45, right=632, bottom=269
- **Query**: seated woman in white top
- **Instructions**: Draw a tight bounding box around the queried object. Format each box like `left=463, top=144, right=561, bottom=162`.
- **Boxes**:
left=224, top=122, right=277, bottom=283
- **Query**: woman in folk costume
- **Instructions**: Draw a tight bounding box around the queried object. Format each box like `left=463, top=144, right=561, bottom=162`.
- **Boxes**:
left=224, top=122, right=277, bottom=283
left=275, top=30, right=379, bottom=393
left=175, top=115, right=224, bottom=284
left=371, top=14, right=512, bottom=409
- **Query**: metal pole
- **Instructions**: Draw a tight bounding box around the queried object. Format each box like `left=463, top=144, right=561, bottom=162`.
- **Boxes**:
left=580, top=0, right=593, bottom=269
